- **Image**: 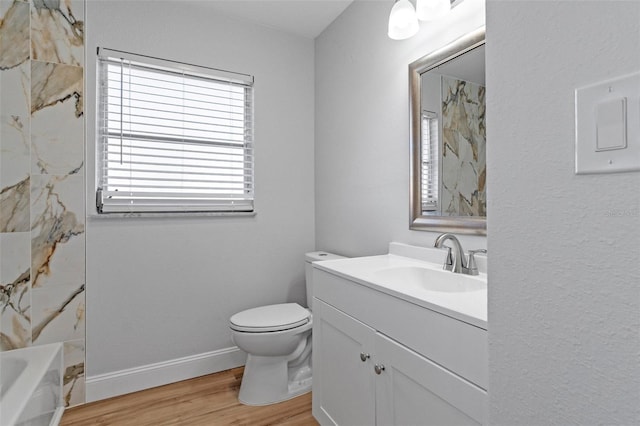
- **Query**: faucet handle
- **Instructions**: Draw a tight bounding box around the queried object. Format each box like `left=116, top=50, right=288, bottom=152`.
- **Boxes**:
left=443, top=246, right=454, bottom=271
left=466, top=249, right=487, bottom=276
left=469, top=249, right=487, bottom=255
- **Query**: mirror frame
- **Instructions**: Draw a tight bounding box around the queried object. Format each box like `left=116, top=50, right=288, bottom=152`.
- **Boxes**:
left=409, top=26, right=486, bottom=235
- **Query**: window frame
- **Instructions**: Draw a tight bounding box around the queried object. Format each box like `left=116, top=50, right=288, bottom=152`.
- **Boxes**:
left=95, top=48, right=255, bottom=216
left=421, top=110, right=439, bottom=212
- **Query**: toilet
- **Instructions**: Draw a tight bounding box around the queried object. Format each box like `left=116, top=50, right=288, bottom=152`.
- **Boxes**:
left=229, top=251, right=344, bottom=406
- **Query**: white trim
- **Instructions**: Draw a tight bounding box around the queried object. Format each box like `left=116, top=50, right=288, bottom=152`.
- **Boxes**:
left=50, top=407, right=65, bottom=426
left=97, top=47, right=254, bottom=85
left=85, top=346, right=246, bottom=402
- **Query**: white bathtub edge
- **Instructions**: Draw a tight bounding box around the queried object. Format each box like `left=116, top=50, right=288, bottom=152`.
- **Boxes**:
left=0, top=343, right=63, bottom=426
left=85, top=346, right=246, bottom=402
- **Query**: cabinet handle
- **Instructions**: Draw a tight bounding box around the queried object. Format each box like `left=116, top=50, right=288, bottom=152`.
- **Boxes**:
left=374, top=364, right=385, bottom=375
left=359, top=352, right=370, bottom=362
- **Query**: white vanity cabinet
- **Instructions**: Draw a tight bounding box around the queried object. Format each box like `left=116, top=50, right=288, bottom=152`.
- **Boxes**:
left=313, top=299, right=376, bottom=426
left=312, top=267, right=487, bottom=426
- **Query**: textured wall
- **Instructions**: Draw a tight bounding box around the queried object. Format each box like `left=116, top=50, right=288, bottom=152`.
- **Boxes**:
left=0, top=0, right=86, bottom=406
left=486, top=1, right=640, bottom=424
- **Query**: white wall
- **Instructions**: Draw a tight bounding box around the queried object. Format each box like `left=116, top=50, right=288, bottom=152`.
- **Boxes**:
left=315, top=0, right=486, bottom=258
left=85, top=1, right=315, bottom=377
left=486, top=1, right=640, bottom=424
left=317, top=0, right=639, bottom=423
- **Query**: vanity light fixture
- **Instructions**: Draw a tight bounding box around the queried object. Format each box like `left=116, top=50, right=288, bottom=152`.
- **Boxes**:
left=388, top=0, right=453, bottom=40
left=388, top=0, right=420, bottom=40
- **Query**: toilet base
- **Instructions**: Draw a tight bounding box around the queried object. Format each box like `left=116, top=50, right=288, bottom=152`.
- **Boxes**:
left=238, top=353, right=312, bottom=406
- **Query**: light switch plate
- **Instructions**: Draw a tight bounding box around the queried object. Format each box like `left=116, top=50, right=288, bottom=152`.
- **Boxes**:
left=596, top=97, right=626, bottom=151
left=575, top=72, right=640, bottom=174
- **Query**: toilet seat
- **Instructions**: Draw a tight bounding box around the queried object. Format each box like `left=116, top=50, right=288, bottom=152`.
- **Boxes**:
left=230, top=303, right=310, bottom=333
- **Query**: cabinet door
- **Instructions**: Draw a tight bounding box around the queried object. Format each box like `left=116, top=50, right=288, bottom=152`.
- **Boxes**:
left=375, top=333, right=486, bottom=426
left=313, top=300, right=376, bottom=426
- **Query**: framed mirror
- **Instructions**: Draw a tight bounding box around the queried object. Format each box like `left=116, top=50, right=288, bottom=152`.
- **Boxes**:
left=409, top=27, right=486, bottom=234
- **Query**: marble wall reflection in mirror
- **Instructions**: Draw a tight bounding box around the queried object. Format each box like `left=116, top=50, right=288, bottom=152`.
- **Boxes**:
left=410, top=27, right=486, bottom=234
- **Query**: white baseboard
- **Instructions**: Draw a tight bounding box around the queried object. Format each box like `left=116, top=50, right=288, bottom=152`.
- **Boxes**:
left=85, top=346, right=246, bottom=403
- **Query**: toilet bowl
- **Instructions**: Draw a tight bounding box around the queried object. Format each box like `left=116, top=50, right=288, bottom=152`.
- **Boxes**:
left=229, top=251, right=344, bottom=406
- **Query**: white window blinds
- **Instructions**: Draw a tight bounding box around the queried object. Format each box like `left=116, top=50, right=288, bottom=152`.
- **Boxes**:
left=96, top=48, right=254, bottom=214
left=421, top=111, right=439, bottom=212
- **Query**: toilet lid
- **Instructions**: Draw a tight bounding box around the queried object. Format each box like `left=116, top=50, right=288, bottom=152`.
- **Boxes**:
left=230, top=303, right=310, bottom=333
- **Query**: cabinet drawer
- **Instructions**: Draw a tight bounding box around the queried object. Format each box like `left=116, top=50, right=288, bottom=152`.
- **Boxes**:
left=314, top=268, right=488, bottom=389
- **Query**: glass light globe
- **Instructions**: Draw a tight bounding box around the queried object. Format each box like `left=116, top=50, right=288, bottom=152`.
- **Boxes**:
left=388, top=0, right=420, bottom=40
left=416, top=0, right=451, bottom=21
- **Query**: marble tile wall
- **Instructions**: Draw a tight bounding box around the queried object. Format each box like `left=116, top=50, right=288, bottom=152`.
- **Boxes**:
left=441, top=75, right=486, bottom=217
left=1, top=0, right=85, bottom=406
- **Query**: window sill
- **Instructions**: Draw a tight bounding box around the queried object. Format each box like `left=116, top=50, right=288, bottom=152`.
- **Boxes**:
left=87, top=211, right=257, bottom=220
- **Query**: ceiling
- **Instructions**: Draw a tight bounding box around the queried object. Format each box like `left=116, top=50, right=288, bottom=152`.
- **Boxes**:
left=197, top=0, right=355, bottom=39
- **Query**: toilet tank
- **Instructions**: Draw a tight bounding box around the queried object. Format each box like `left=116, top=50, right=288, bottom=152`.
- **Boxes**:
left=305, top=251, right=345, bottom=309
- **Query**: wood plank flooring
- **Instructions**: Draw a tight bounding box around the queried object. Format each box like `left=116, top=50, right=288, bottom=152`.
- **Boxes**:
left=61, top=367, right=319, bottom=426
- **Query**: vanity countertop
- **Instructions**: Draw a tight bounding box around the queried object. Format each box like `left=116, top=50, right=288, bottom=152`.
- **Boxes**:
left=314, top=253, right=487, bottom=330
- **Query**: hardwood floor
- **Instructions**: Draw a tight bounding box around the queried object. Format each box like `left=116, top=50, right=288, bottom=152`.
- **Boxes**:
left=61, top=367, right=319, bottom=425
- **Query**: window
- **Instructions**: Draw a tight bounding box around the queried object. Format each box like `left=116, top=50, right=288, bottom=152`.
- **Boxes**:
left=421, top=110, right=439, bottom=212
left=96, top=48, right=254, bottom=214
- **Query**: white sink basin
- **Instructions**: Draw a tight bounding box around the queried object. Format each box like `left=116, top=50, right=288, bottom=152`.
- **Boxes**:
left=313, top=243, right=488, bottom=327
left=371, top=266, right=486, bottom=293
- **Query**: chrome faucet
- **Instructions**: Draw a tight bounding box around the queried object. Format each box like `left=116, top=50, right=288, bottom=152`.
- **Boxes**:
left=434, top=233, right=467, bottom=274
